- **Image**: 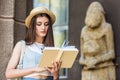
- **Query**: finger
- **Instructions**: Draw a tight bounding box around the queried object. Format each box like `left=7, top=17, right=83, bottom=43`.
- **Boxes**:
left=54, top=61, right=61, bottom=70
left=51, top=61, right=55, bottom=67
left=46, top=66, right=52, bottom=72
left=46, top=67, right=51, bottom=72
left=57, top=61, right=60, bottom=68
left=57, top=61, right=62, bottom=69
left=54, top=62, right=58, bottom=70
left=39, top=67, right=47, bottom=72
left=52, top=61, right=56, bottom=70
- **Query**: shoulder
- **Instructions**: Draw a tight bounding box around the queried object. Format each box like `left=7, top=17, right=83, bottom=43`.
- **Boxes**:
left=11, top=40, right=24, bottom=58
left=16, top=41, right=22, bottom=46
left=14, top=40, right=26, bottom=49
left=105, top=22, right=112, bottom=28
left=102, top=23, right=113, bottom=36
left=104, top=23, right=113, bottom=32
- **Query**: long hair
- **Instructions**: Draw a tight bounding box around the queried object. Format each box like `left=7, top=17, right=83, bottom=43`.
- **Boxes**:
left=25, top=13, right=54, bottom=47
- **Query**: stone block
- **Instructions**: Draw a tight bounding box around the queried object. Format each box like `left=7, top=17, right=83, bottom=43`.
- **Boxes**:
left=14, top=0, right=27, bottom=22
left=14, top=21, right=26, bottom=44
left=0, top=0, right=14, bottom=17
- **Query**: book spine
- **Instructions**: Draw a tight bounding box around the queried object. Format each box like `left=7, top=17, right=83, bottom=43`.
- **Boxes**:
left=56, top=50, right=63, bottom=61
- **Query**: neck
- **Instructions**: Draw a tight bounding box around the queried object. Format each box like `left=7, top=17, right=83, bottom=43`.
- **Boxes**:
left=35, top=37, right=44, bottom=43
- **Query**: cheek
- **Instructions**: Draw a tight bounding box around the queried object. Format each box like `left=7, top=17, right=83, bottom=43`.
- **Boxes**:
left=35, top=27, right=41, bottom=33
left=35, top=27, right=49, bottom=36
left=46, top=27, right=49, bottom=31
left=35, top=29, right=39, bottom=36
left=36, top=26, right=41, bottom=30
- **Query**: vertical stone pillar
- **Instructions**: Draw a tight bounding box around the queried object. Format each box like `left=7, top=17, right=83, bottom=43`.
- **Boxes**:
left=0, top=0, right=14, bottom=79
left=14, top=0, right=33, bottom=44
left=0, top=0, right=32, bottom=79
left=14, top=0, right=27, bottom=44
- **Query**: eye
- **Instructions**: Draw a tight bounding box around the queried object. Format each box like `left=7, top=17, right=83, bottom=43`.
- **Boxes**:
left=36, top=22, right=42, bottom=26
left=44, top=22, right=49, bottom=26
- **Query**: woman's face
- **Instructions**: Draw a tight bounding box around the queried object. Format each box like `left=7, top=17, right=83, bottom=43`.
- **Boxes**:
left=35, top=16, right=49, bottom=38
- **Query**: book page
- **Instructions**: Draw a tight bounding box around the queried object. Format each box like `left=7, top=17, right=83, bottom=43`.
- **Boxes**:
left=60, top=48, right=78, bottom=68
left=38, top=47, right=60, bottom=67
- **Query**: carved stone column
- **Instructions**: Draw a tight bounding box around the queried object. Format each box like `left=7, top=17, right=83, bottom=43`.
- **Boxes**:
left=0, top=0, right=33, bottom=79
left=0, top=0, right=14, bottom=79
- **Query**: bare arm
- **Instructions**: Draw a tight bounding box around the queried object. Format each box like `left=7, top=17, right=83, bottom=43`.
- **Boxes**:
left=5, top=41, right=46, bottom=79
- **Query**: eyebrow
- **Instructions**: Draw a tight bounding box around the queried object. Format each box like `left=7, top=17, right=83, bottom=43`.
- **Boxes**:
left=36, top=21, right=49, bottom=23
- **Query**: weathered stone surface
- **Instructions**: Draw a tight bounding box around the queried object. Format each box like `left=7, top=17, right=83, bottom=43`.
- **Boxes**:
left=0, top=19, right=14, bottom=80
left=0, top=0, right=14, bottom=17
left=14, top=21, right=26, bottom=44
left=14, top=0, right=27, bottom=22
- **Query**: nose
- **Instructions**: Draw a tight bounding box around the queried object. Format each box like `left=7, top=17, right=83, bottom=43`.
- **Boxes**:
left=41, top=24, right=45, bottom=29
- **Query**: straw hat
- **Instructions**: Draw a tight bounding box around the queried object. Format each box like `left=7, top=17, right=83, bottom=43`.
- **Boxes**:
left=25, top=7, right=56, bottom=28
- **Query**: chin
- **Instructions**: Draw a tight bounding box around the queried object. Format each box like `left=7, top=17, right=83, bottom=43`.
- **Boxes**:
left=40, top=34, right=46, bottom=37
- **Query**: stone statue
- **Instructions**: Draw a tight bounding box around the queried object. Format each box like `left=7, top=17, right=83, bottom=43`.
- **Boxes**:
left=79, top=1, right=116, bottom=80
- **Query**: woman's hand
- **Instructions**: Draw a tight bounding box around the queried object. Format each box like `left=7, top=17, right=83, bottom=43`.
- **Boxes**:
left=47, top=61, right=62, bottom=80
left=32, top=66, right=47, bottom=73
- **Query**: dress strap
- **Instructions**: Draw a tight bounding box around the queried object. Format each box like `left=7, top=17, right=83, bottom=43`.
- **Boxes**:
left=18, top=40, right=26, bottom=69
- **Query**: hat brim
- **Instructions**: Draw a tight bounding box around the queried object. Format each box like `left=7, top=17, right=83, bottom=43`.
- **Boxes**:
left=25, top=7, right=56, bottom=28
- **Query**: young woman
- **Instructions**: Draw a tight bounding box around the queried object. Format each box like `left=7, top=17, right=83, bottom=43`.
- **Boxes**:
left=6, top=7, right=61, bottom=80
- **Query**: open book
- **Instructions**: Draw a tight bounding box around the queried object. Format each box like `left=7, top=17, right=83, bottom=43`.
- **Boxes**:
left=38, top=46, right=79, bottom=68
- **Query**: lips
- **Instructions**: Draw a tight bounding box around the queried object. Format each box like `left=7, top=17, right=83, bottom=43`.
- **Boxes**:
left=40, top=31, right=46, bottom=33
left=40, top=31, right=47, bottom=35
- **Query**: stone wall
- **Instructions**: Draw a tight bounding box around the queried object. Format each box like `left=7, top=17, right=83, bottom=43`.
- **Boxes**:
left=69, top=0, right=120, bottom=80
